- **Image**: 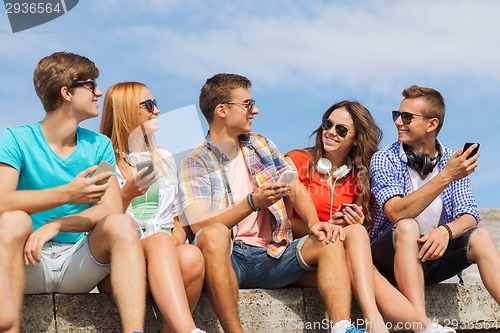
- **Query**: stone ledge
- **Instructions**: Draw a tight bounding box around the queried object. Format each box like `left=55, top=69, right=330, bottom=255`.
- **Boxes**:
left=21, top=283, right=499, bottom=333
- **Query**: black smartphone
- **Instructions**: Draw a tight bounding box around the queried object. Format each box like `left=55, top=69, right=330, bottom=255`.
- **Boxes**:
left=136, top=160, right=154, bottom=178
left=463, top=142, right=480, bottom=159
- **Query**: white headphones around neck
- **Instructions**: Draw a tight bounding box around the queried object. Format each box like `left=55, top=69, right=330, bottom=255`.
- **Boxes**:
left=317, top=156, right=352, bottom=220
left=117, top=151, right=143, bottom=167
left=317, top=157, right=351, bottom=179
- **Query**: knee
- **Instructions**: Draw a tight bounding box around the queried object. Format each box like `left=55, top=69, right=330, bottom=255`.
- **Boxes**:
left=393, top=218, right=420, bottom=242
left=344, top=224, right=369, bottom=242
left=469, top=228, right=497, bottom=257
left=0, top=211, right=32, bottom=247
left=179, top=245, right=205, bottom=278
left=142, top=233, right=176, bottom=257
left=100, top=213, right=138, bottom=243
left=196, top=223, right=231, bottom=256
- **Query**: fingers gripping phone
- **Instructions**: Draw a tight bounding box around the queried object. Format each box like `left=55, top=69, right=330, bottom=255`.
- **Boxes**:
left=136, top=160, right=155, bottom=179
left=278, top=170, right=297, bottom=184
left=92, top=161, right=115, bottom=185
left=339, top=203, right=354, bottom=211
left=463, top=142, right=480, bottom=159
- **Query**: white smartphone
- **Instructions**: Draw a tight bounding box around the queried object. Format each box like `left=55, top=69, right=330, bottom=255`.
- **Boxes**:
left=92, top=161, right=114, bottom=185
left=278, top=170, right=297, bottom=184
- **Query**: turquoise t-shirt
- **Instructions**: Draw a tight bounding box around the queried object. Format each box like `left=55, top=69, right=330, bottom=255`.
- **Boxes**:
left=0, top=122, right=116, bottom=243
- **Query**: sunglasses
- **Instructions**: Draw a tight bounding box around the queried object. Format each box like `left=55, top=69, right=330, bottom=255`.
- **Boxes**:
left=392, top=110, right=432, bottom=125
left=139, top=99, right=158, bottom=113
left=70, top=80, right=97, bottom=94
left=321, top=119, right=349, bottom=138
left=222, top=99, right=256, bottom=113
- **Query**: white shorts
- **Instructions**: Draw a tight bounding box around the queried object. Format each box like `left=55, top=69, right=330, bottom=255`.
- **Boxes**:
left=25, top=235, right=110, bottom=294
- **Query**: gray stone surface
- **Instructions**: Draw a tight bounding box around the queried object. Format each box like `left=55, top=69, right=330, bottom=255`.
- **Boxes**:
left=21, top=294, right=55, bottom=333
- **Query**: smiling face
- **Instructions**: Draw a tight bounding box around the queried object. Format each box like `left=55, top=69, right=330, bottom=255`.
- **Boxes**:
left=223, top=87, right=259, bottom=135
left=322, top=107, right=356, bottom=160
left=138, top=86, right=160, bottom=133
left=395, top=97, right=434, bottom=147
left=70, top=79, right=103, bottom=120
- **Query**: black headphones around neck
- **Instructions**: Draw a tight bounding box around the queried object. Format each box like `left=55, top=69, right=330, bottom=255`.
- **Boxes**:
left=403, top=141, right=442, bottom=177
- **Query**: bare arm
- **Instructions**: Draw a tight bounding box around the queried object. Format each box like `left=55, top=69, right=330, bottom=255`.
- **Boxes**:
left=0, top=163, right=112, bottom=215
left=284, top=156, right=344, bottom=242
left=23, top=176, right=123, bottom=265
left=418, top=213, right=476, bottom=262
left=384, top=146, right=478, bottom=223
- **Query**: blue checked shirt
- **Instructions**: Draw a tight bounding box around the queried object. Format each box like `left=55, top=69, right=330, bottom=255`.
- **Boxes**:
left=369, top=141, right=480, bottom=244
left=178, top=132, right=292, bottom=258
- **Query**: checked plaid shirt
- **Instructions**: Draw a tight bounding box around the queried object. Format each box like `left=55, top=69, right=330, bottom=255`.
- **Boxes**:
left=178, top=132, right=293, bottom=258
left=369, top=141, right=480, bottom=244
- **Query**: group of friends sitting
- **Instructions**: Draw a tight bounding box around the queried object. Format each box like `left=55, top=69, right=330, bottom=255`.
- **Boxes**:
left=0, top=51, right=499, bottom=333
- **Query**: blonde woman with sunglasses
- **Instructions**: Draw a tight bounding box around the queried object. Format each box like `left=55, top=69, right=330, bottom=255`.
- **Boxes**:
left=100, top=82, right=205, bottom=333
left=285, top=101, right=456, bottom=333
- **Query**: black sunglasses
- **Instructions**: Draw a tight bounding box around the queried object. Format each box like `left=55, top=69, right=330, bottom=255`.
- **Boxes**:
left=221, top=99, right=256, bottom=113
left=139, top=99, right=158, bottom=113
left=392, top=110, right=432, bottom=125
left=321, top=119, right=349, bottom=138
left=70, top=80, right=97, bottom=94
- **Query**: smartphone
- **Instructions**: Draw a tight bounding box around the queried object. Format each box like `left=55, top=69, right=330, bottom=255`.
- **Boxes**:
left=136, top=160, right=155, bottom=179
left=463, top=142, right=480, bottom=159
left=92, top=161, right=115, bottom=185
left=278, top=170, right=297, bottom=184
left=339, top=203, right=355, bottom=211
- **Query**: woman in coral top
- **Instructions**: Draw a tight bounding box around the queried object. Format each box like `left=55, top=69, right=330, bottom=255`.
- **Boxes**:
left=285, top=101, right=456, bottom=333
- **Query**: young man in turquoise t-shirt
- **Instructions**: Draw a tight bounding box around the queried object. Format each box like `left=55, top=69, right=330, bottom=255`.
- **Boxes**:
left=0, top=52, right=146, bottom=333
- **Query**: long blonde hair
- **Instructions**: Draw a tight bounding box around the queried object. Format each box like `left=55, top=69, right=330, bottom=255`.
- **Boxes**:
left=100, top=81, right=173, bottom=178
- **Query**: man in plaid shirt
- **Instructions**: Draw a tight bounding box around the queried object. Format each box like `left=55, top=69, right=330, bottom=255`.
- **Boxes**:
left=179, top=74, right=367, bottom=333
left=370, top=85, right=500, bottom=317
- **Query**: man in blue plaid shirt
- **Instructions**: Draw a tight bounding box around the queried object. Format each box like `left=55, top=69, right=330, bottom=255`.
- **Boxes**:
left=370, top=85, right=500, bottom=317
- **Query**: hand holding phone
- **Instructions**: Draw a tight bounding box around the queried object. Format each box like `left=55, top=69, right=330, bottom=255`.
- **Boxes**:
left=463, top=142, right=480, bottom=159
left=136, top=160, right=155, bottom=179
left=278, top=170, right=297, bottom=184
left=91, top=161, right=114, bottom=185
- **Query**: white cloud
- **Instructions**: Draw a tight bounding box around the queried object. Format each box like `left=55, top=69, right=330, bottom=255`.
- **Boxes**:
left=89, top=0, right=500, bottom=94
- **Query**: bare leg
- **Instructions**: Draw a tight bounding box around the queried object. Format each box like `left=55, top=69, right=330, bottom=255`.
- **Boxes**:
left=196, top=224, right=243, bottom=333
left=0, top=211, right=32, bottom=333
left=468, top=228, right=500, bottom=305
left=299, top=236, right=351, bottom=325
left=89, top=214, right=146, bottom=333
left=393, top=219, right=426, bottom=315
left=373, top=269, right=431, bottom=333
left=176, top=244, right=205, bottom=313
left=342, top=225, right=388, bottom=333
left=141, top=233, right=198, bottom=333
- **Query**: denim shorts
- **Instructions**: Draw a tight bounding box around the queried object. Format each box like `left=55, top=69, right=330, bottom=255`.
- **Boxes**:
left=25, top=234, right=110, bottom=294
left=231, top=235, right=316, bottom=289
left=371, top=219, right=477, bottom=285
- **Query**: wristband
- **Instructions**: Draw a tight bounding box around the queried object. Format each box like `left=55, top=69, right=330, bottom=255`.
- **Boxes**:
left=247, top=192, right=261, bottom=212
left=438, top=224, right=452, bottom=241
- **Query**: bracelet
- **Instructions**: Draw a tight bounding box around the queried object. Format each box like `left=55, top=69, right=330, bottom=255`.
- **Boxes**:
left=247, top=192, right=261, bottom=212
left=438, top=224, right=452, bottom=241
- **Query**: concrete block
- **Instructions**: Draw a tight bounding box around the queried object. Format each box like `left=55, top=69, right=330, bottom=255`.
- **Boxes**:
left=194, top=289, right=307, bottom=332
left=21, top=294, right=55, bottom=333
left=54, top=293, right=164, bottom=332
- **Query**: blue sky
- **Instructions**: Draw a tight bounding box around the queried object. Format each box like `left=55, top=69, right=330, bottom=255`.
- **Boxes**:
left=1, top=0, right=499, bottom=208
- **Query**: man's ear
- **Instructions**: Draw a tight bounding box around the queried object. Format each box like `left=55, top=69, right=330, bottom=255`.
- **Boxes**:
left=427, top=117, right=439, bottom=133
left=60, top=86, right=72, bottom=102
left=215, top=104, right=228, bottom=119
